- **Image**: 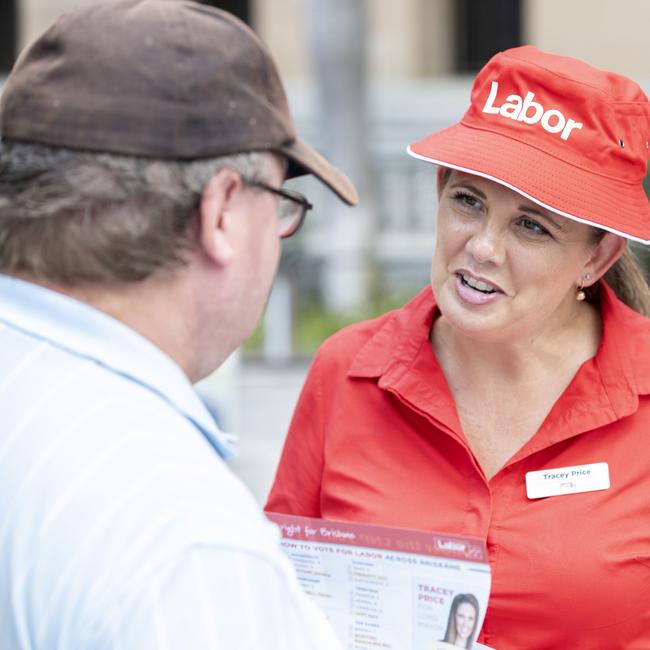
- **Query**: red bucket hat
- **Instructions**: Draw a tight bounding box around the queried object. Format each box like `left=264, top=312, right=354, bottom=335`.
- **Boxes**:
left=408, top=46, right=650, bottom=244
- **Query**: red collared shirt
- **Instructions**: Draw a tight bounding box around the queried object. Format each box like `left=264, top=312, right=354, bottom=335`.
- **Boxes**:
left=266, top=283, right=650, bottom=650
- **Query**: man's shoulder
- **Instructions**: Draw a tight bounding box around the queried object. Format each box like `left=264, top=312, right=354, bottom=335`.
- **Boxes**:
left=8, top=404, right=281, bottom=598
left=0, top=312, right=205, bottom=436
left=0, top=320, right=265, bottom=572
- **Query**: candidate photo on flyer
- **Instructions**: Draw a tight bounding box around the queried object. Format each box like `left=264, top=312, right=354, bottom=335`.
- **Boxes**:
left=438, top=593, right=480, bottom=648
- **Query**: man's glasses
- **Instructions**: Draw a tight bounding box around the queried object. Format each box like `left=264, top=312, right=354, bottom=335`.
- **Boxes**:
left=246, top=180, right=313, bottom=238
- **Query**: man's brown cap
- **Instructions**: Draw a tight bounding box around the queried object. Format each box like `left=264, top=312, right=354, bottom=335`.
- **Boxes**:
left=0, top=0, right=358, bottom=205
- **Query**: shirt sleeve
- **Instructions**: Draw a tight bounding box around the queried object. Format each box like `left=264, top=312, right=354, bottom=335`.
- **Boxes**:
left=265, top=352, right=326, bottom=516
left=109, top=545, right=342, bottom=650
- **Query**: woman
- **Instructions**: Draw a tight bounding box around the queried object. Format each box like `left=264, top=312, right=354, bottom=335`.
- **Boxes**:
left=441, top=594, right=479, bottom=649
left=266, top=46, right=650, bottom=649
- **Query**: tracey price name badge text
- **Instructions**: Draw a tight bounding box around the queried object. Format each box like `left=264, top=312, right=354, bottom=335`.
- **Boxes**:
left=525, top=462, right=610, bottom=499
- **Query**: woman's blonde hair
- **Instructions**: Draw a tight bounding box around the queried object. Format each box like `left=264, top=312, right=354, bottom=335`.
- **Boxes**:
left=602, top=246, right=650, bottom=316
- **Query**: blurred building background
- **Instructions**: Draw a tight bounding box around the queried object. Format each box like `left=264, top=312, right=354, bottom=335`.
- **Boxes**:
left=2, top=0, right=650, bottom=501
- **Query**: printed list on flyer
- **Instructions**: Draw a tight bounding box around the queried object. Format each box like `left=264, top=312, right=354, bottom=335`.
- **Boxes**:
left=267, top=513, right=493, bottom=650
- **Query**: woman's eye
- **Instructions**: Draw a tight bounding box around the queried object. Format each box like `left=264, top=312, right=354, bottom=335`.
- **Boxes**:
left=519, top=217, right=550, bottom=236
left=452, top=191, right=481, bottom=210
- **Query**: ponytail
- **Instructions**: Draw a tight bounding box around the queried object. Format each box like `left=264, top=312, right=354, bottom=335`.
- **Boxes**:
left=602, top=246, right=650, bottom=316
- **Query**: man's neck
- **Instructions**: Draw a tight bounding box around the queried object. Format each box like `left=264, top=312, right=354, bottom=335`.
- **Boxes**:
left=16, top=272, right=212, bottom=382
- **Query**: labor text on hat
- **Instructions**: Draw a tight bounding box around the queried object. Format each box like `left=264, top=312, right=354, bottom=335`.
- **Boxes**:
left=482, top=80, right=583, bottom=141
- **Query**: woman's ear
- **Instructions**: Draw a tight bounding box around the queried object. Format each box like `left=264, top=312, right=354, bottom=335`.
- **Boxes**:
left=584, top=233, right=627, bottom=285
left=197, top=169, right=243, bottom=267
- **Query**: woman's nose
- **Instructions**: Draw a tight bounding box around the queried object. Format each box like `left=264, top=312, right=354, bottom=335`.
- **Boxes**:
left=465, top=220, right=506, bottom=266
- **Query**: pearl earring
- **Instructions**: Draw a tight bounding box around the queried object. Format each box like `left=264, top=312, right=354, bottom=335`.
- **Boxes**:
left=576, top=273, right=591, bottom=302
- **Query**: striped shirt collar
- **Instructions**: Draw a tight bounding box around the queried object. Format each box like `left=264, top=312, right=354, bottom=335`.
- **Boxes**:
left=0, top=274, right=235, bottom=459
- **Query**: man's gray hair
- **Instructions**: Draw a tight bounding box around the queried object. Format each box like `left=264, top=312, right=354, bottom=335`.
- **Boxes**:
left=0, top=140, right=278, bottom=284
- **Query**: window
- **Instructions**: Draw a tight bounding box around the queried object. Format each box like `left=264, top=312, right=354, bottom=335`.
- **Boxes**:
left=198, top=0, right=250, bottom=25
left=455, top=0, right=522, bottom=73
left=0, top=0, right=17, bottom=74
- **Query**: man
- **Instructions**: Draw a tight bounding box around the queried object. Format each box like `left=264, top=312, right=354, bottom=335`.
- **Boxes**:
left=0, top=1, right=356, bottom=647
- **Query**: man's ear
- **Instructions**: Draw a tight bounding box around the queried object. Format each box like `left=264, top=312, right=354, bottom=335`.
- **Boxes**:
left=584, top=233, right=627, bottom=285
left=197, top=169, right=244, bottom=267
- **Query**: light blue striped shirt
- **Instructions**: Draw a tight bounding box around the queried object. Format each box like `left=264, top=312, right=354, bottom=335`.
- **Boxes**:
left=0, top=276, right=341, bottom=650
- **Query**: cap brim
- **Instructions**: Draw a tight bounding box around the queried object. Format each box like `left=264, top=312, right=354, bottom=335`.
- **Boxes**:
left=408, top=122, right=650, bottom=244
left=279, top=137, right=358, bottom=206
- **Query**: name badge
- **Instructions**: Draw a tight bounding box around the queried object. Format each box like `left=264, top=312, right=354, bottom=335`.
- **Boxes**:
left=525, top=462, right=610, bottom=499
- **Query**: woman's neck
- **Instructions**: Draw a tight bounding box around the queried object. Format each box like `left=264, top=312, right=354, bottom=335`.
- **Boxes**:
left=431, top=301, right=601, bottom=384
left=430, top=302, right=603, bottom=478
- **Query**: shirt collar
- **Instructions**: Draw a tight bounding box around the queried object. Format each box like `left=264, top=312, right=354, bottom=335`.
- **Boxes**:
left=595, top=281, right=650, bottom=398
left=348, top=286, right=437, bottom=380
left=348, top=281, right=650, bottom=400
left=0, top=275, right=235, bottom=459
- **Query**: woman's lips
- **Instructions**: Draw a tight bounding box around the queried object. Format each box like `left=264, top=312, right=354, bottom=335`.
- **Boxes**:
left=454, top=272, right=503, bottom=305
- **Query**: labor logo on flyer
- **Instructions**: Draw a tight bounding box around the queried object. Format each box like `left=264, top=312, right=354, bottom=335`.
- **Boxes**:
left=267, top=513, right=493, bottom=650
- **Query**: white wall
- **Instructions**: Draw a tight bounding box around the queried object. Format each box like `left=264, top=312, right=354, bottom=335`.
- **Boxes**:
left=524, top=0, right=650, bottom=78
left=18, top=0, right=650, bottom=81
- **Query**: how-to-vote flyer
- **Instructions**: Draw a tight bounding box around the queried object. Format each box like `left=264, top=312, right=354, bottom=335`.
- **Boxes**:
left=267, top=513, right=493, bottom=650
